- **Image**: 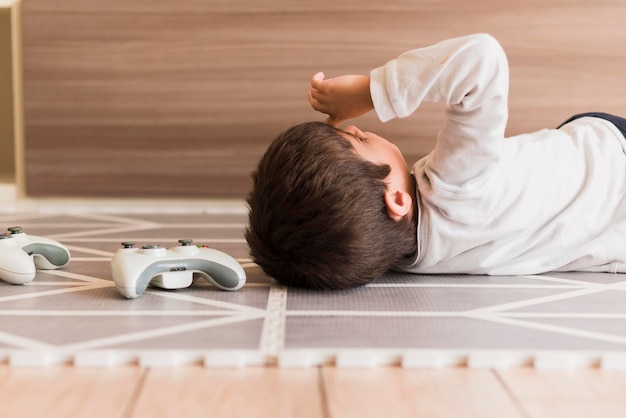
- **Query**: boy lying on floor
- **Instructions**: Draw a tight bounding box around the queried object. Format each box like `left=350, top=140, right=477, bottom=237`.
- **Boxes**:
left=246, top=33, right=626, bottom=289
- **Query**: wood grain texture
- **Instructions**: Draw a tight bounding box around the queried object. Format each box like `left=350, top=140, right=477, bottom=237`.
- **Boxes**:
left=322, top=366, right=525, bottom=418
left=3, top=365, right=626, bottom=418
left=0, top=365, right=144, bottom=418
left=21, top=0, right=626, bottom=197
left=497, top=369, right=626, bottom=418
left=131, top=366, right=324, bottom=418
left=0, top=2, right=17, bottom=182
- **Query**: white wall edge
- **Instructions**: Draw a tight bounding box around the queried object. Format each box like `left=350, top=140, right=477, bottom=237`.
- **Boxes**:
left=0, top=1, right=18, bottom=9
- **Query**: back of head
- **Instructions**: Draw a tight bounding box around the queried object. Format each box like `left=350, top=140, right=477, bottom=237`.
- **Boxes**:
left=246, top=121, right=415, bottom=290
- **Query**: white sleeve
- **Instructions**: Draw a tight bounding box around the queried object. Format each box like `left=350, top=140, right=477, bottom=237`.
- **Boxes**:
left=369, top=33, right=509, bottom=192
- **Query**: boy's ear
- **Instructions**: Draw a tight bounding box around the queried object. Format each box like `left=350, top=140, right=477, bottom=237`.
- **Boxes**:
left=384, top=189, right=412, bottom=222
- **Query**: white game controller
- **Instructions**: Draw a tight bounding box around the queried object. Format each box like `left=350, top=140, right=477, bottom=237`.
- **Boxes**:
left=0, top=226, right=71, bottom=284
left=111, top=239, right=246, bottom=298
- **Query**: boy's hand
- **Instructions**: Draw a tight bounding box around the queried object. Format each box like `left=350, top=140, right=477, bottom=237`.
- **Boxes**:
left=308, top=72, right=374, bottom=127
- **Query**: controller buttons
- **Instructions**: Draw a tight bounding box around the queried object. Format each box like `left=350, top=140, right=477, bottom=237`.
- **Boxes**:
left=121, top=242, right=136, bottom=249
left=8, top=226, right=22, bottom=234
left=140, top=245, right=166, bottom=257
left=173, top=240, right=200, bottom=255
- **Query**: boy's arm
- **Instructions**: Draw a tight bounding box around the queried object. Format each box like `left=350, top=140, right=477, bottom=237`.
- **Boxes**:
left=371, top=33, right=509, bottom=192
left=308, top=72, right=374, bottom=127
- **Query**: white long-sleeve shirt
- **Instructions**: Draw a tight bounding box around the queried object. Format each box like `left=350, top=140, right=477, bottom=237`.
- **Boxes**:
left=370, top=33, right=626, bottom=275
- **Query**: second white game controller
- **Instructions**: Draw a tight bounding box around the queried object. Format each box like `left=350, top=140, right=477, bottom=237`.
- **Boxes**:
left=0, top=226, right=71, bottom=284
left=111, top=239, right=246, bottom=298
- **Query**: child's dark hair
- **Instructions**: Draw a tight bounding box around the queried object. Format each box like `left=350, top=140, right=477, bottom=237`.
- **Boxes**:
left=245, top=121, right=416, bottom=290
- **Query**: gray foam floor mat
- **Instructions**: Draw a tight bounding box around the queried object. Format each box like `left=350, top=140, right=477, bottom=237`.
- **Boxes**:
left=1, top=212, right=626, bottom=369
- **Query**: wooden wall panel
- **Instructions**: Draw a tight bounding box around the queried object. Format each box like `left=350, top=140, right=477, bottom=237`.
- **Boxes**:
left=21, top=0, right=626, bottom=198
left=0, top=6, right=15, bottom=182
